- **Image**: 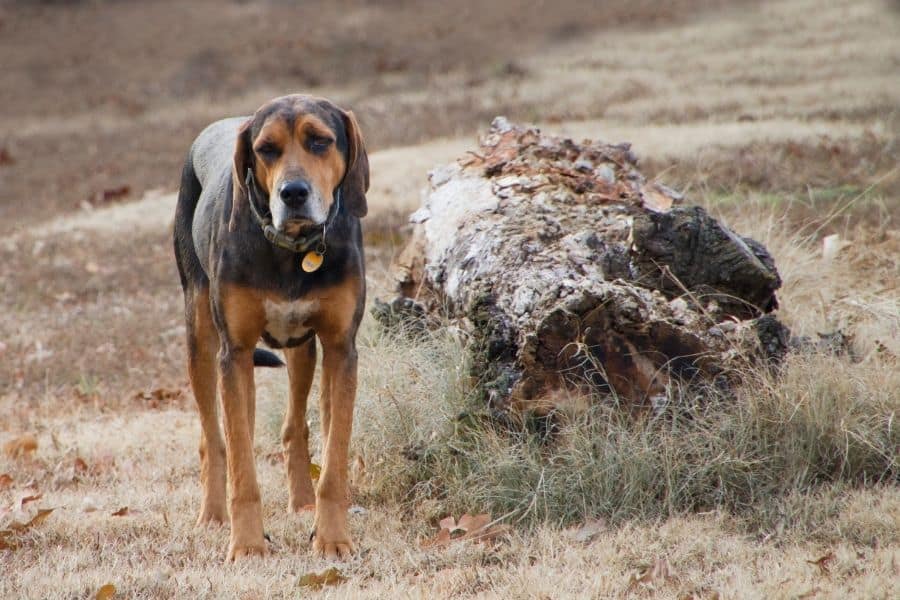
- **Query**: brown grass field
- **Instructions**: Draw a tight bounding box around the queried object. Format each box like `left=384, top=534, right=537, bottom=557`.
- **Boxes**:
left=1, top=0, right=898, bottom=598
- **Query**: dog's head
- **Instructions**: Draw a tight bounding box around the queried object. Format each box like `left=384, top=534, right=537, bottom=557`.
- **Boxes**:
left=230, top=94, right=368, bottom=234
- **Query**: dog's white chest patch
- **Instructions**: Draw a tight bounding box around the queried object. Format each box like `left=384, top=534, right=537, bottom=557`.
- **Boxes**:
left=262, top=298, right=319, bottom=347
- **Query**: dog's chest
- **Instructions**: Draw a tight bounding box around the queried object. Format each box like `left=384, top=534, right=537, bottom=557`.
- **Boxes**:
left=262, top=298, right=319, bottom=348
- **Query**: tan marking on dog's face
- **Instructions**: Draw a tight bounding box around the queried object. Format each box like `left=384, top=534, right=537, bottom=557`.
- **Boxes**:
left=251, top=109, right=347, bottom=233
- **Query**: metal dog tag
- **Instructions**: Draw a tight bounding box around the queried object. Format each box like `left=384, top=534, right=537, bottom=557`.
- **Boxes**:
left=301, top=251, right=324, bottom=273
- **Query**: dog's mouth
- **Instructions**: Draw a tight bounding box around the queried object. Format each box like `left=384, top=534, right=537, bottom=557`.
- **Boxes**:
left=280, top=218, right=322, bottom=237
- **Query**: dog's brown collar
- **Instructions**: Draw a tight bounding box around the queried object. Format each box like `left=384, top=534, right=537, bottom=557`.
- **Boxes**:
left=244, top=168, right=341, bottom=254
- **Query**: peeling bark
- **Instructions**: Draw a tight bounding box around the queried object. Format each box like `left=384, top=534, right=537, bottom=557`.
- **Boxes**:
left=381, top=118, right=785, bottom=411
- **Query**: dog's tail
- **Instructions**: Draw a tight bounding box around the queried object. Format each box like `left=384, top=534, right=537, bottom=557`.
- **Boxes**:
left=253, top=348, right=285, bottom=368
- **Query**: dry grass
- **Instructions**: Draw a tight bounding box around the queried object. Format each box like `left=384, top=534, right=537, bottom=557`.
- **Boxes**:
left=2, top=279, right=897, bottom=598
left=2, top=0, right=899, bottom=597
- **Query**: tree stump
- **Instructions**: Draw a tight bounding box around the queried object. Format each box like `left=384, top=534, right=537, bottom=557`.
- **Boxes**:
left=381, top=118, right=784, bottom=412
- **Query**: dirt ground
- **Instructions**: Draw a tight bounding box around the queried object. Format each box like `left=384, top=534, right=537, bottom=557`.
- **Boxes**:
left=1, top=0, right=898, bottom=598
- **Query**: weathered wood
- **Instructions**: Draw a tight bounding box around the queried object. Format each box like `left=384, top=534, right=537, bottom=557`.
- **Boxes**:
left=381, top=118, right=785, bottom=411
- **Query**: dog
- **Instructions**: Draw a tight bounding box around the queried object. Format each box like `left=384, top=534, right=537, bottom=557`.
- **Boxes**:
left=173, top=94, right=368, bottom=560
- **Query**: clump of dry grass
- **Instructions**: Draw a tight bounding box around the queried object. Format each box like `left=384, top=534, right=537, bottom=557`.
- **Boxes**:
left=356, top=349, right=896, bottom=543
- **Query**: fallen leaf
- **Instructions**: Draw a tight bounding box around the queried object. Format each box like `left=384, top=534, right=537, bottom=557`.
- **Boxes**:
left=74, top=457, right=89, bottom=474
left=423, top=513, right=509, bottom=548
left=91, top=454, right=117, bottom=475
left=457, top=513, right=491, bottom=534
left=627, top=557, right=676, bottom=592
left=95, top=583, right=116, bottom=600
left=642, top=184, right=675, bottom=212
left=18, top=491, right=43, bottom=510
left=807, top=551, right=835, bottom=575
left=133, top=387, right=184, bottom=409
left=4, top=434, right=37, bottom=459
left=90, top=185, right=131, bottom=207
left=0, top=530, right=18, bottom=551
left=421, top=527, right=451, bottom=549
left=111, top=507, right=129, bottom=517
left=0, top=473, right=12, bottom=490
left=309, top=463, right=321, bottom=480
left=298, top=567, right=346, bottom=590
left=678, top=589, right=721, bottom=600
left=566, top=517, right=607, bottom=544
left=465, top=523, right=511, bottom=544
left=9, top=508, right=54, bottom=532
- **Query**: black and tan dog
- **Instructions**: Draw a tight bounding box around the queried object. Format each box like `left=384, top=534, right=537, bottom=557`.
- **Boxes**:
left=173, top=94, right=368, bottom=560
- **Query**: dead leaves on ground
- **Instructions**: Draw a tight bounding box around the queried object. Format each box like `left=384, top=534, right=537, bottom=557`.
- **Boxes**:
left=625, top=557, right=724, bottom=599
left=627, top=557, right=677, bottom=594
left=17, top=491, right=44, bottom=510
left=298, top=567, right=346, bottom=590
left=52, top=453, right=116, bottom=488
left=422, top=513, right=510, bottom=549
left=95, top=583, right=117, bottom=600
left=0, top=147, right=14, bottom=166
left=85, top=184, right=131, bottom=208
left=806, top=550, right=836, bottom=575
left=4, top=434, right=38, bottom=459
left=1, top=507, right=55, bottom=550
left=9, top=508, right=54, bottom=531
left=132, top=387, right=184, bottom=409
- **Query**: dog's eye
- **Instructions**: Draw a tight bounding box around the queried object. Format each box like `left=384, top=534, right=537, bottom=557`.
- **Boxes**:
left=255, top=143, right=281, bottom=159
left=308, top=137, right=333, bottom=154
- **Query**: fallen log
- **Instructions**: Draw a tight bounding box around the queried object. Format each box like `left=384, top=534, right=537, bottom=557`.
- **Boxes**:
left=380, top=118, right=785, bottom=412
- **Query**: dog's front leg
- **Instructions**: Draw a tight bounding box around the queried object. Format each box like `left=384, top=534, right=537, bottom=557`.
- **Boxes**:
left=214, top=285, right=267, bottom=560
left=283, top=339, right=317, bottom=511
left=219, top=342, right=267, bottom=559
left=313, top=336, right=357, bottom=560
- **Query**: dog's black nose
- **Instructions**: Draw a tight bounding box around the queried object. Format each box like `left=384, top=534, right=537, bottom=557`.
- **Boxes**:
left=279, top=180, right=310, bottom=206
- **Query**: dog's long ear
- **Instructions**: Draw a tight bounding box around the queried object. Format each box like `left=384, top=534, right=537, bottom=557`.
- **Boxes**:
left=340, top=110, right=369, bottom=218
left=229, top=119, right=253, bottom=232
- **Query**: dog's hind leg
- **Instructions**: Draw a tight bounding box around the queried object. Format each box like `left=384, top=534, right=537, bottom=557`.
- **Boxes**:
left=174, top=156, right=228, bottom=526
left=282, top=338, right=317, bottom=511
left=186, top=288, right=227, bottom=525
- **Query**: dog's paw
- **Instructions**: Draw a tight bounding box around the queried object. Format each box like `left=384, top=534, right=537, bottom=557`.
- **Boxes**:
left=313, top=537, right=355, bottom=561
left=312, top=500, right=355, bottom=560
left=227, top=540, right=268, bottom=561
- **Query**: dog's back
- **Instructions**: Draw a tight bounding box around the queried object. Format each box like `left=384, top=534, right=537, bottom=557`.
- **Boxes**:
left=173, top=117, right=244, bottom=290
left=190, top=117, right=245, bottom=194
